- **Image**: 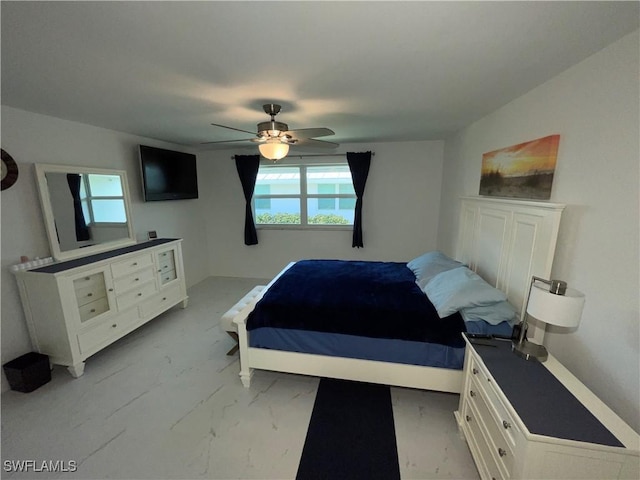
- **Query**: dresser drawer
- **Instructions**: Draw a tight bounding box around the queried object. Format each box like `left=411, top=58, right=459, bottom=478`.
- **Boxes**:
left=463, top=400, right=506, bottom=480
left=113, top=267, right=156, bottom=295
left=469, top=355, right=519, bottom=449
left=77, top=307, right=140, bottom=355
left=115, top=281, right=157, bottom=311
left=139, top=284, right=183, bottom=318
left=73, top=272, right=105, bottom=292
left=157, top=250, right=176, bottom=272
left=111, top=253, right=154, bottom=278
left=159, top=269, right=177, bottom=285
left=78, top=297, right=110, bottom=323
left=469, top=374, right=514, bottom=475
left=73, top=273, right=107, bottom=306
left=74, top=282, right=106, bottom=307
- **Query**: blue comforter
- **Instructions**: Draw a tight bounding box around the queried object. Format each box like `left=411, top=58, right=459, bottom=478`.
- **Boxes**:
left=246, top=260, right=466, bottom=347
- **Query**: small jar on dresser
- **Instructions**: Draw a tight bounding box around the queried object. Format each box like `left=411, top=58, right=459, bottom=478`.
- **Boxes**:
left=15, top=238, right=188, bottom=378
left=455, top=334, right=639, bottom=480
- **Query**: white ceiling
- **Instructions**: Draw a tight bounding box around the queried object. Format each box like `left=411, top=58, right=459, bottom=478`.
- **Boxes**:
left=2, top=1, right=638, bottom=152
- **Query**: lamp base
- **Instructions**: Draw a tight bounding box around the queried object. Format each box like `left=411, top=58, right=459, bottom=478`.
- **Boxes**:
left=512, top=340, right=548, bottom=362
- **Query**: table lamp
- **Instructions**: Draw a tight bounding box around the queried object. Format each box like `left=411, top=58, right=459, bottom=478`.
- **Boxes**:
left=513, top=276, right=585, bottom=362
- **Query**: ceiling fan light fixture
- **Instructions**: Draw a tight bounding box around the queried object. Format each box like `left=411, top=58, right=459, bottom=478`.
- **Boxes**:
left=259, top=139, right=289, bottom=161
left=205, top=103, right=337, bottom=150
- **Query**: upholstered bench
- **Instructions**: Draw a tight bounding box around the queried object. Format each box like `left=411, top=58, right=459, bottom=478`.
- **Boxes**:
left=220, top=285, right=266, bottom=355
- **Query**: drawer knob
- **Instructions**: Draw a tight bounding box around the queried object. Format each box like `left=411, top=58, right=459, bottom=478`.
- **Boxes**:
left=469, top=390, right=476, bottom=397
left=137, top=292, right=143, bottom=297
left=135, top=278, right=139, bottom=281
left=84, top=276, right=90, bottom=280
left=498, top=448, right=507, bottom=457
left=465, top=415, right=472, bottom=422
left=133, top=262, right=138, bottom=266
left=108, top=288, right=114, bottom=292
left=90, top=309, right=96, bottom=313
left=87, top=293, right=93, bottom=297
left=162, top=297, right=167, bottom=301
left=112, top=324, right=117, bottom=328
left=472, top=368, right=478, bottom=375
left=502, top=420, right=511, bottom=429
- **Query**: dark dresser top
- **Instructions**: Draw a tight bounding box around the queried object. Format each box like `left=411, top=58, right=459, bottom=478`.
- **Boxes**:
left=32, top=238, right=179, bottom=274
left=468, top=337, right=624, bottom=448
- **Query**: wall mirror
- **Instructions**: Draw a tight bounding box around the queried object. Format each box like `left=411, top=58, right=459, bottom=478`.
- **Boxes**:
left=34, top=164, right=136, bottom=261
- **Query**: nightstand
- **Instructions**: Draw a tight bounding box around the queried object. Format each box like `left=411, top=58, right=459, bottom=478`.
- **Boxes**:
left=455, top=334, right=639, bottom=480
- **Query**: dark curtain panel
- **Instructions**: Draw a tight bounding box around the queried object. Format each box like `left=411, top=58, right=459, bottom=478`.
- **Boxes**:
left=347, top=151, right=372, bottom=248
left=235, top=155, right=261, bottom=245
left=66, top=174, right=90, bottom=241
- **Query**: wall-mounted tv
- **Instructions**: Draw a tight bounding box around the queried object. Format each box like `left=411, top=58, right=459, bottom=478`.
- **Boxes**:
left=139, top=145, right=198, bottom=201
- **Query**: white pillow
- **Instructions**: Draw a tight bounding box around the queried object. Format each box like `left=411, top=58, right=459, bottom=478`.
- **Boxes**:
left=423, top=267, right=507, bottom=318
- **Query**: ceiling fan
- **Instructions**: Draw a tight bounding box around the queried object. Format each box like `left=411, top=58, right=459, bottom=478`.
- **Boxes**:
left=203, top=104, right=338, bottom=161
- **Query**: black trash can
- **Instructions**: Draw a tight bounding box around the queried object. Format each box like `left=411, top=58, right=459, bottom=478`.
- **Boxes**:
left=3, top=352, right=51, bottom=392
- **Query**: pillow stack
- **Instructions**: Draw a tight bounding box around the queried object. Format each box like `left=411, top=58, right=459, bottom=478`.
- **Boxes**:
left=407, top=251, right=517, bottom=325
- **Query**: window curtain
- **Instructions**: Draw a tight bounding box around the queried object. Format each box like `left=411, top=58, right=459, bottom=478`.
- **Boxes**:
left=235, top=155, right=261, bottom=245
left=66, top=174, right=90, bottom=241
left=346, top=151, right=372, bottom=248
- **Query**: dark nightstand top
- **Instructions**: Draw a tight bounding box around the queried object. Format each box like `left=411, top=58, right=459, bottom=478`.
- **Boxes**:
left=466, top=336, right=623, bottom=448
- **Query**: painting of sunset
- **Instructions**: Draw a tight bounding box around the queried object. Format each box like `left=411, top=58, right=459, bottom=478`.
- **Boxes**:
left=479, top=134, right=560, bottom=199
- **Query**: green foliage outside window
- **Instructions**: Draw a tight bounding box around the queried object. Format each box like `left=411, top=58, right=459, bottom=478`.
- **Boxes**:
left=308, top=213, right=350, bottom=225
left=257, top=212, right=349, bottom=225
left=257, top=213, right=300, bottom=224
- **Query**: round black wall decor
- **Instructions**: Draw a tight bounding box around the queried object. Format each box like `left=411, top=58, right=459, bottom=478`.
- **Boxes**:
left=1, top=149, right=19, bottom=190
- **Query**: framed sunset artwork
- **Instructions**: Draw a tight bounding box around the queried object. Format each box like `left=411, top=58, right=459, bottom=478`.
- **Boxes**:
left=479, top=134, right=560, bottom=200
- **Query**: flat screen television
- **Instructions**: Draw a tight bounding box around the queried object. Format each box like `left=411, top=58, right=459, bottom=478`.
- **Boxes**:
left=139, top=145, right=198, bottom=201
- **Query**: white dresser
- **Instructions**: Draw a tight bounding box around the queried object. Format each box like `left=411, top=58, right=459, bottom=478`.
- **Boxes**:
left=455, top=335, right=639, bottom=480
left=15, top=238, right=188, bottom=377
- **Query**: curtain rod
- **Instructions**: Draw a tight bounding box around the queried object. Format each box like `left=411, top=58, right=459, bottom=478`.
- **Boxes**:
left=230, top=152, right=375, bottom=159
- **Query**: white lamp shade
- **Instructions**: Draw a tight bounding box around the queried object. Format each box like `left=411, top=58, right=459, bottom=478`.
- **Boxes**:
left=527, top=283, right=585, bottom=328
left=258, top=140, right=289, bottom=160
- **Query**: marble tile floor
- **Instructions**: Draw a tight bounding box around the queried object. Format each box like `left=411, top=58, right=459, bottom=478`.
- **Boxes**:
left=1, top=276, right=479, bottom=480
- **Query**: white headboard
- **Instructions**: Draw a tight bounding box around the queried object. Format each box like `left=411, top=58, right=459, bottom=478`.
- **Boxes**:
left=456, top=196, right=565, bottom=343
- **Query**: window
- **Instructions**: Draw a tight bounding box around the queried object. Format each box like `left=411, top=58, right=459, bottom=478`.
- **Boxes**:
left=317, top=184, right=336, bottom=210
left=254, top=184, right=271, bottom=210
left=254, top=164, right=356, bottom=226
left=81, top=174, right=127, bottom=224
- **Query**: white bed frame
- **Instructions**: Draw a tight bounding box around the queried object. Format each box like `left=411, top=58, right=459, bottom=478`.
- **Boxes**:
left=235, top=196, right=565, bottom=393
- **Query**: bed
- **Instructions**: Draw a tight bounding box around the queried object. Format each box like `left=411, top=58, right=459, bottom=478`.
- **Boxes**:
left=235, top=196, right=565, bottom=393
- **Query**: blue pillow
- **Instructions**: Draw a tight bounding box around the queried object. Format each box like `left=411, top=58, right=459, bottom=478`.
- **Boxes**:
left=465, top=319, right=514, bottom=337
left=407, top=251, right=463, bottom=289
left=423, top=267, right=507, bottom=318
left=460, top=301, right=518, bottom=326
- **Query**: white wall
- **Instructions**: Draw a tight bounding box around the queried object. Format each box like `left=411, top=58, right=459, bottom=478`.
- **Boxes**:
left=0, top=106, right=210, bottom=391
left=438, top=31, right=640, bottom=432
left=200, top=140, right=445, bottom=279
left=0, top=109, right=445, bottom=392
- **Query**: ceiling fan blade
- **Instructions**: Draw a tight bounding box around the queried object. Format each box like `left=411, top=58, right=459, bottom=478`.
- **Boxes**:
left=210, top=122, right=258, bottom=136
left=294, top=138, right=339, bottom=149
left=285, top=128, right=335, bottom=140
left=200, top=138, right=255, bottom=145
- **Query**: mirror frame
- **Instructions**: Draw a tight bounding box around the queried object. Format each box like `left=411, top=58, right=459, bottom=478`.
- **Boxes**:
left=34, top=163, right=136, bottom=261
